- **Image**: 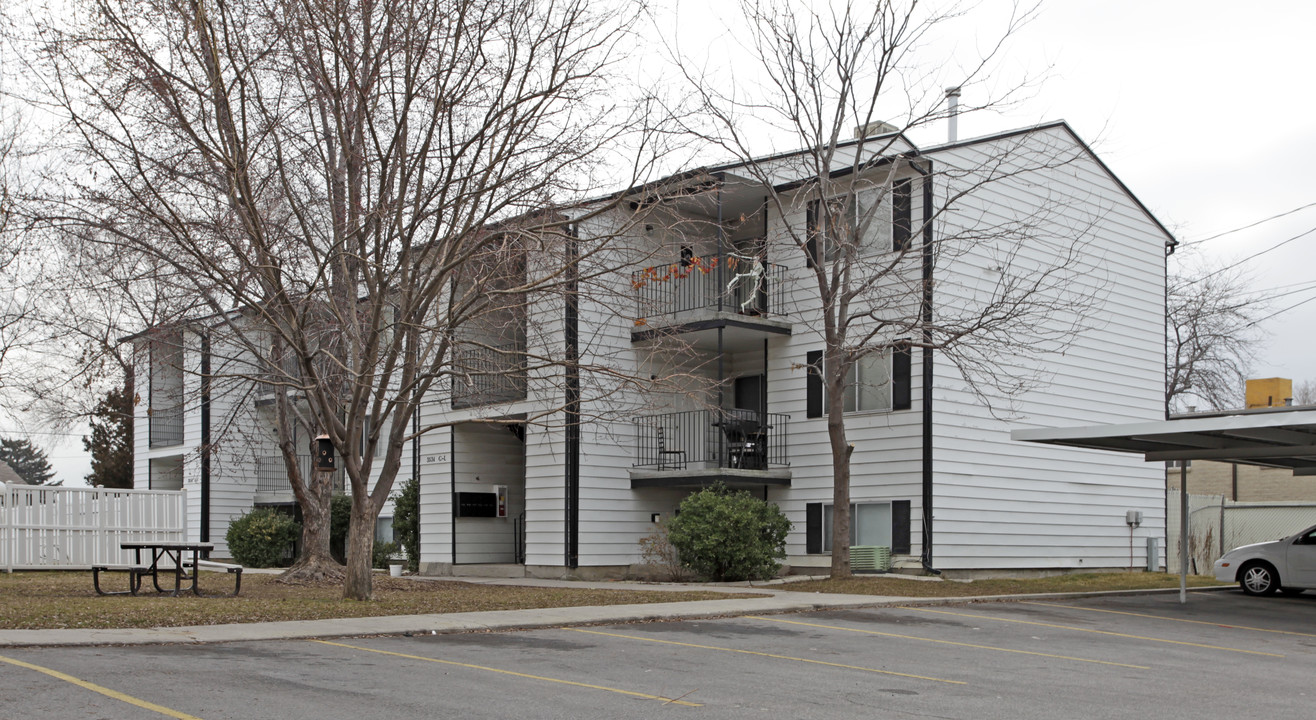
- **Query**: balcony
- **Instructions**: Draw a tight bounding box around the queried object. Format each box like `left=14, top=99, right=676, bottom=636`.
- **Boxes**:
left=630, top=409, right=791, bottom=489
left=256, top=454, right=345, bottom=497
left=631, top=252, right=791, bottom=347
left=148, top=407, right=184, bottom=448
left=451, top=342, right=528, bottom=410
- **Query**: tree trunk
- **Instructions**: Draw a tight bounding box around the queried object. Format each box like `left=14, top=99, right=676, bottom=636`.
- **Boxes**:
left=343, top=490, right=376, bottom=601
left=279, top=469, right=344, bottom=584
left=827, top=389, right=853, bottom=580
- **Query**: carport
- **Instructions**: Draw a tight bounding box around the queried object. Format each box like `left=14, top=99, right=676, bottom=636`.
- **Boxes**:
left=1012, top=407, right=1316, bottom=603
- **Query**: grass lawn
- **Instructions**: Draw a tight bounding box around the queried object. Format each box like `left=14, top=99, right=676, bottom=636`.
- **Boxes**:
left=787, top=572, right=1229, bottom=598
left=0, top=571, right=749, bottom=630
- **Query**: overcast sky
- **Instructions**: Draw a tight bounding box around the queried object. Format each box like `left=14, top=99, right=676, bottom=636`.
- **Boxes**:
left=31, top=0, right=1316, bottom=484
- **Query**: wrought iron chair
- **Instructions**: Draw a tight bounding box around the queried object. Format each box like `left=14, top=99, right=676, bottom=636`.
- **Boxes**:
left=655, top=425, right=687, bottom=470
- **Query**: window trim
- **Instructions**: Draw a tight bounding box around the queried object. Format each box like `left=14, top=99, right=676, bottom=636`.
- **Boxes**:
left=837, top=351, right=894, bottom=415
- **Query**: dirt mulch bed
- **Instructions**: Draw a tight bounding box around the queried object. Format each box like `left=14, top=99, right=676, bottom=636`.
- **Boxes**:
left=0, top=571, right=750, bottom=630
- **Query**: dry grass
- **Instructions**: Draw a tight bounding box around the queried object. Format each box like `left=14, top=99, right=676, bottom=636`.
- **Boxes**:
left=0, top=571, right=747, bottom=630
left=788, top=572, right=1228, bottom=598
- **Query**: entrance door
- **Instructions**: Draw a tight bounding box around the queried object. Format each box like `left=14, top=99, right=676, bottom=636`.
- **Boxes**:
left=734, top=375, right=765, bottom=415
left=731, top=375, right=767, bottom=469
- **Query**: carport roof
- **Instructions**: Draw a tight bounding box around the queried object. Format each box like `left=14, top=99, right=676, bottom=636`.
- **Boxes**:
left=1011, top=406, right=1316, bottom=473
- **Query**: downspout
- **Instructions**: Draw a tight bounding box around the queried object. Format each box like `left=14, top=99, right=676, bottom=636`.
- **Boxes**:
left=565, top=222, right=581, bottom=569
left=412, top=384, right=419, bottom=559
left=449, top=429, right=456, bottom=566
left=917, top=160, right=940, bottom=575
left=200, top=334, right=211, bottom=548
left=716, top=183, right=725, bottom=461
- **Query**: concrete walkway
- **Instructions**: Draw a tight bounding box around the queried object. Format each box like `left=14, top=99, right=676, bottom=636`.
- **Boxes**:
left=0, top=574, right=1232, bottom=648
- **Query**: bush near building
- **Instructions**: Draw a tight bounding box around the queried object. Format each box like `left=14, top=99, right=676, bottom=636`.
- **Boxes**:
left=667, top=484, right=791, bottom=582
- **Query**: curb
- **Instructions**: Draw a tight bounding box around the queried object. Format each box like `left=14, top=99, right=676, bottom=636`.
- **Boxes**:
left=0, top=584, right=1236, bottom=649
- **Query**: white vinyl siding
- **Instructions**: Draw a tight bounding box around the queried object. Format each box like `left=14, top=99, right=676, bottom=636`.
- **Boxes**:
left=923, top=124, right=1168, bottom=570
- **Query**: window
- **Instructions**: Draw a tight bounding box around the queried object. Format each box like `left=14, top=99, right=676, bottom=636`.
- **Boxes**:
left=854, top=189, right=891, bottom=251
left=891, top=178, right=912, bottom=251
left=805, top=343, right=911, bottom=418
left=376, top=516, right=395, bottom=543
left=841, top=352, right=892, bottom=413
left=806, top=196, right=851, bottom=267
left=1166, top=460, right=1192, bottom=469
left=360, top=418, right=384, bottom=459
left=807, top=179, right=914, bottom=266
left=806, top=500, right=911, bottom=554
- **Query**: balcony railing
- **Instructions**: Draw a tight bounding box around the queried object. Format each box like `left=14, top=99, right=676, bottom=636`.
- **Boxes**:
left=148, top=407, right=184, bottom=448
left=632, top=252, right=787, bottom=322
left=452, top=342, right=527, bottom=409
left=256, top=454, right=344, bottom=495
left=632, top=409, right=790, bottom=470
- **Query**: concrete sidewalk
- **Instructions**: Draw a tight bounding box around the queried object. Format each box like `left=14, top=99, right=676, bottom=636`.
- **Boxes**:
left=0, top=575, right=1233, bottom=648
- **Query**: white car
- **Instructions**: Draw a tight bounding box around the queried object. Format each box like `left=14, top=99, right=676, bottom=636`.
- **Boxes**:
left=1214, top=523, right=1316, bottom=596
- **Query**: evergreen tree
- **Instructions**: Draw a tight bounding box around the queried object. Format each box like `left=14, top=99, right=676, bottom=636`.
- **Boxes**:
left=83, top=384, right=134, bottom=489
left=0, top=437, right=56, bottom=485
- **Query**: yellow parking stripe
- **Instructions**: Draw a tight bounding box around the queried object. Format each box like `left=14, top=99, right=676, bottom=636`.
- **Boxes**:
left=0, top=654, right=204, bottom=720
left=311, top=640, right=701, bottom=707
left=905, top=607, right=1284, bottom=657
left=1021, top=601, right=1316, bottom=638
left=568, top=628, right=965, bottom=685
left=746, top=616, right=1151, bottom=669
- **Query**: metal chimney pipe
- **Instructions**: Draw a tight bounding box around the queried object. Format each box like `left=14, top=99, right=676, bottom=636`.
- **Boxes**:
left=945, top=86, right=962, bottom=142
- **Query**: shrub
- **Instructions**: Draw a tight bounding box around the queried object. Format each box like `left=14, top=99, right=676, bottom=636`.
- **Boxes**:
left=666, top=484, right=791, bottom=582
left=373, top=540, right=400, bottom=569
left=226, top=507, right=301, bottom=568
left=391, top=476, right=420, bottom=572
left=330, top=493, right=351, bottom=563
left=637, top=520, right=692, bottom=581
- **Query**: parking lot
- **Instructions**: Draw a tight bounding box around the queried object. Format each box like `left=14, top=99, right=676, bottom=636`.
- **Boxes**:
left=3, top=590, right=1313, bottom=719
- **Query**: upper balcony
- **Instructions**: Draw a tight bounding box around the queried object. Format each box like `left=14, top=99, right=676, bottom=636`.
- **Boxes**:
left=451, top=342, right=528, bottom=410
left=255, top=454, right=345, bottom=502
left=629, top=409, right=792, bottom=490
left=630, top=251, right=792, bottom=349
left=148, top=407, right=184, bottom=448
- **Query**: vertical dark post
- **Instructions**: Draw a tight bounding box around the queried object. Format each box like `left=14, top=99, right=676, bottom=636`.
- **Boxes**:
left=199, top=334, right=211, bottom=545
left=565, top=223, right=581, bottom=569
left=920, top=169, right=936, bottom=572
left=449, top=429, right=456, bottom=565
left=1179, top=463, right=1188, bottom=604
left=716, top=180, right=724, bottom=312
left=717, top=327, right=725, bottom=466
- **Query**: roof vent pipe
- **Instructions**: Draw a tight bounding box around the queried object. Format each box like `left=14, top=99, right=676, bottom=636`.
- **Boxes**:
left=945, top=86, right=962, bottom=142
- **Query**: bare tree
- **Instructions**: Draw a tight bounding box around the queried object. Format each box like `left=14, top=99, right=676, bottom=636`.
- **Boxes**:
left=1166, top=259, right=1266, bottom=412
left=27, top=0, right=665, bottom=599
left=675, top=0, right=1100, bottom=578
left=1293, top=379, right=1316, bottom=407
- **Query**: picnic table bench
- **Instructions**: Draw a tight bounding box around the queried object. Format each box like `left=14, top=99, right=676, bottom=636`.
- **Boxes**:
left=91, top=541, right=242, bottom=597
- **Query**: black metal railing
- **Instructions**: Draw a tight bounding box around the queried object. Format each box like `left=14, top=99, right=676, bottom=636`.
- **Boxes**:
left=452, top=342, right=527, bottom=409
left=632, top=409, right=790, bottom=470
left=632, top=252, right=787, bottom=322
left=148, top=407, right=184, bottom=448
left=256, top=454, right=345, bottom=494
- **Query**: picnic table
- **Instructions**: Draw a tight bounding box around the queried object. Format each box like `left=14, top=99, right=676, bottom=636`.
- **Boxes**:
left=92, top=541, right=242, bottom=597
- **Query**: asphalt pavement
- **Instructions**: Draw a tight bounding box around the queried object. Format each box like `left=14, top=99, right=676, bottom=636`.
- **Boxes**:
left=0, top=573, right=1234, bottom=648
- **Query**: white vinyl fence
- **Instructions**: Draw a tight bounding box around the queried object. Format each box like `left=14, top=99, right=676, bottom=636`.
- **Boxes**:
left=0, top=483, right=186, bottom=571
left=1167, top=492, right=1316, bottom=575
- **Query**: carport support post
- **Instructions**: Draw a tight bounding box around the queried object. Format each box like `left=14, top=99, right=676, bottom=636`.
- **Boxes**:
left=1180, top=464, right=1188, bottom=604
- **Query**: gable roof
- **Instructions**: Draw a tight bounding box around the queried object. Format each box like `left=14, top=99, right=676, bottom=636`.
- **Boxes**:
left=921, top=121, right=1178, bottom=249
left=0, top=460, right=25, bottom=485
